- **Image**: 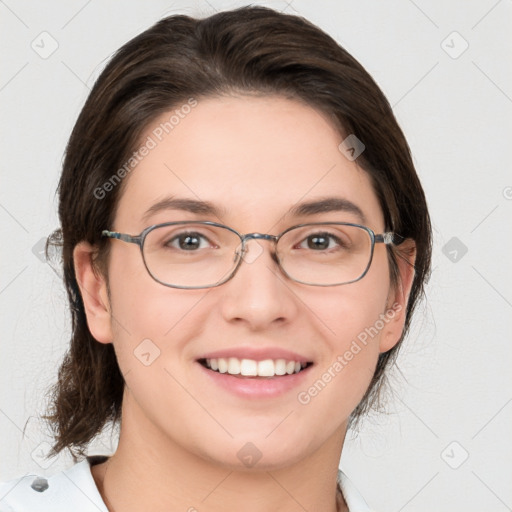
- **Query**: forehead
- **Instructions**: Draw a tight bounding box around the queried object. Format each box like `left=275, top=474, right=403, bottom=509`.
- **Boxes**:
left=115, top=95, right=384, bottom=231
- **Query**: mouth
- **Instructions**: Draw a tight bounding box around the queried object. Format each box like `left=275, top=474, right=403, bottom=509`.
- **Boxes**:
left=197, top=357, right=314, bottom=378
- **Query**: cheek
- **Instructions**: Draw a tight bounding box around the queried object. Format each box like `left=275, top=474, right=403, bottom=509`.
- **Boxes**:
left=107, top=277, right=211, bottom=434
left=309, top=289, right=384, bottom=388
left=309, top=250, right=391, bottom=350
left=297, top=253, right=391, bottom=405
left=106, top=252, right=210, bottom=375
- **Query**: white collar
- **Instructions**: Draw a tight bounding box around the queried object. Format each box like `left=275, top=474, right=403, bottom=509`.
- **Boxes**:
left=337, top=468, right=375, bottom=512
left=0, top=456, right=374, bottom=512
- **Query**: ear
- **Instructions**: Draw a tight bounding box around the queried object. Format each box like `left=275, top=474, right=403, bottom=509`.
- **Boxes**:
left=73, top=241, right=113, bottom=344
left=379, top=238, right=417, bottom=353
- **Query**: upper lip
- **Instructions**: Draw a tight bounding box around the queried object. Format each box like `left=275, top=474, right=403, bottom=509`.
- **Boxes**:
left=197, top=347, right=313, bottom=363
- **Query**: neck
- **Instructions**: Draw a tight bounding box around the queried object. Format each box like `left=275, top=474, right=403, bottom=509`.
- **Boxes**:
left=92, top=392, right=349, bottom=512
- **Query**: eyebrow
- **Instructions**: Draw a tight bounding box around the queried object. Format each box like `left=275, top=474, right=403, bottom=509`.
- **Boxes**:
left=142, top=196, right=366, bottom=224
left=289, top=197, right=367, bottom=223
left=142, top=197, right=226, bottom=223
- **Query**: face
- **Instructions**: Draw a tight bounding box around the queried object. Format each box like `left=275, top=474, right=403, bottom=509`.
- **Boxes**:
left=79, top=95, right=412, bottom=471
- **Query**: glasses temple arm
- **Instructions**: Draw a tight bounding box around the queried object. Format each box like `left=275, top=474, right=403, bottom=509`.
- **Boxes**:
left=101, top=230, right=141, bottom=244
left=374, top=232, right=405, bottom=245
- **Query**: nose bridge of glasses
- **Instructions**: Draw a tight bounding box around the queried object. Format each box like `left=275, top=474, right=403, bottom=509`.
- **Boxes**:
left=239, top=233, right=278, bottom=253
left=241, top=233, right=278, bottom=244
left=235, top=233, right=279, bottom=263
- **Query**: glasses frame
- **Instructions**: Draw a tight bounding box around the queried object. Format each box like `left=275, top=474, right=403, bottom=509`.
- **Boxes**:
left=102, top=221, right=400, bottom=289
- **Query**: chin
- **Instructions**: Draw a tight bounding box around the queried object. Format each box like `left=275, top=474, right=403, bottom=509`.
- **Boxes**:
left=195, top=434, right=312, bottom=472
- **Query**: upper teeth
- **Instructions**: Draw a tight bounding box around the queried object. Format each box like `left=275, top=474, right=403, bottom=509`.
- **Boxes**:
left=204, top=358, right=308, bottom=377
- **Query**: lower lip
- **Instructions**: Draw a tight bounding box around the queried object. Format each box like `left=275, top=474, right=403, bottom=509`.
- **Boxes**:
left=196, top=362, right=313, bottom=399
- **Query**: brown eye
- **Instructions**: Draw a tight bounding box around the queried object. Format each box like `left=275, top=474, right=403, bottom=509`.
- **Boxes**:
left=299, top=232, right=342, bottom=251
left=307, top=234, right=330, bottom=250
left=167, top=232, right=209, bottom=251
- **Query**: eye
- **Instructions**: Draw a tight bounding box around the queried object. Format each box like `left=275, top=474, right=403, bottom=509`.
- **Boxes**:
left=299, top=232, right=342, bottom=251
left=167, top=232, right=211, bottom=251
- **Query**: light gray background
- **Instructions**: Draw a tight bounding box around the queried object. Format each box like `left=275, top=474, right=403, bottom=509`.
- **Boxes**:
left=1, top=1, right=511, bottom=511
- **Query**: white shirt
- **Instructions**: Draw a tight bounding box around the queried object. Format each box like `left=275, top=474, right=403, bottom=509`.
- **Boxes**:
left=0, top=456, right=375, bottom=512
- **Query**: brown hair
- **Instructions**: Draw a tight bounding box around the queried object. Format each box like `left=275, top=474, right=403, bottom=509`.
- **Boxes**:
left=44, top=6, right=432, bottom=458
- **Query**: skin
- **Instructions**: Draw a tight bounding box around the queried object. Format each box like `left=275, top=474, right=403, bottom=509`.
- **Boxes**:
left=75, top=95, right=416, bottom=512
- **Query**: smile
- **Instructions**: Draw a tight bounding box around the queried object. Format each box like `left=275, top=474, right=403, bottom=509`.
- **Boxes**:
left=199, top=357, right=313, bottom=378
left=196, top=357, right=314, bottom=399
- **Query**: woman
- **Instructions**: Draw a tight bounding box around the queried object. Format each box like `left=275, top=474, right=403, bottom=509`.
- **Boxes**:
left=0, top=6, right=431, bottom=511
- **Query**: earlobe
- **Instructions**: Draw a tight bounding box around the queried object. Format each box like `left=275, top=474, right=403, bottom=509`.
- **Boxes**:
left=379, top=239, right=417, bottom=353
left=73, top=241, right=113, bottom=344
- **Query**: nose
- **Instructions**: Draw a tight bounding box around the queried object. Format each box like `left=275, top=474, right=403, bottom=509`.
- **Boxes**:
left=219, top=239, right=299, bottom=330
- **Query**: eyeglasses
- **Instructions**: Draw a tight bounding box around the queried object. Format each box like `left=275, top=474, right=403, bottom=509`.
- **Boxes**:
left=101, top=221, right=400, bottom=289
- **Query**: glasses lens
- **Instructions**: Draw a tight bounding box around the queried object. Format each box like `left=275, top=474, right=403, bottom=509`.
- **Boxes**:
left=142, top=223, right=241, bottom=288
left=278, top=224, right=373, bottom=285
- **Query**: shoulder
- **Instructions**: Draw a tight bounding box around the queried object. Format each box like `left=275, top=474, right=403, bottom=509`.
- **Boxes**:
left=0, top=456, right=109, bottom=512
left=338, top=468, right=377, bottom=512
